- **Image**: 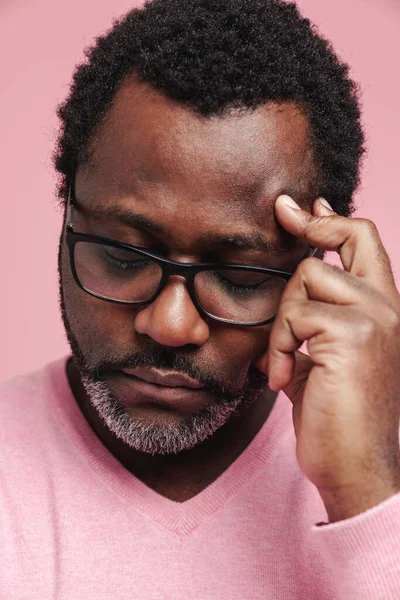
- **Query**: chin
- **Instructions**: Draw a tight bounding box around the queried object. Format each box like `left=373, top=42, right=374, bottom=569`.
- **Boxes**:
left=81, top=372, right=245, bottom=455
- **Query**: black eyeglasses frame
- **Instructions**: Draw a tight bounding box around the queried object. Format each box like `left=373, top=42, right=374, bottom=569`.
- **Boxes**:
left=65, top=185, right=317, bottom=327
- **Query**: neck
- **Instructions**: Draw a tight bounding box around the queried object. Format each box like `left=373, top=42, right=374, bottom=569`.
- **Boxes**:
left=66, top=358, right=278, bottom=502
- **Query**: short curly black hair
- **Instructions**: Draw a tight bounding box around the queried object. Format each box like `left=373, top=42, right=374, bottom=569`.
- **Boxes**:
left=53, top=0, right=365, bottom=217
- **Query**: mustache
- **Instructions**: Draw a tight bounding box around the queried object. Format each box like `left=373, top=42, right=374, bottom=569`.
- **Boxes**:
left=91, top=348, right=236, bottom=395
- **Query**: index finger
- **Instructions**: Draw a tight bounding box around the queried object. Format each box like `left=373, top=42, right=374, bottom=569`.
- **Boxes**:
left=275, top=195, right=396, bottom=294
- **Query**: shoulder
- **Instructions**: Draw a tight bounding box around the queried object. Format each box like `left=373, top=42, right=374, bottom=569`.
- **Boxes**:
left=0, top=356, right=70, bottom=422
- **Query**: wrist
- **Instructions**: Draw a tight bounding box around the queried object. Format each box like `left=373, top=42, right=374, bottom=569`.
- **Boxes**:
left=319, top=481, right=400, bottom=524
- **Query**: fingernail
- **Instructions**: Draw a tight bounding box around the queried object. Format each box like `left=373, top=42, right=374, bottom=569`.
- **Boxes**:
left=319, top=198, right=333, bottom=211
left=281, top=195, right=301, bottom=210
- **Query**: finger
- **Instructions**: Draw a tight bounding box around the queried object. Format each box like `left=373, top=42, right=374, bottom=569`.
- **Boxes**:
left=267, top=300, right=375, bottom=391
left=313, top=197, right=334, bottom=217
left=280, top=255, right=388, bottom=311
left=275, top=195, right=396, bottom=294
left=281, top=350, right=313, bottom=410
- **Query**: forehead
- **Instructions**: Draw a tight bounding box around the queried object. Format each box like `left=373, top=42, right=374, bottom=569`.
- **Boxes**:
left=77, top=77, right=317, bottom=251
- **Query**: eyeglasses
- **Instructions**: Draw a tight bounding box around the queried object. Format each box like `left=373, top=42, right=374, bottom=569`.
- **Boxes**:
left=65, top=185, right=317, bottom=327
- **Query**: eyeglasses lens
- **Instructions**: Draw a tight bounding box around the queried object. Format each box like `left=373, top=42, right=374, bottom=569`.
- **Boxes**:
left=73, top=241, right=287, bottom=323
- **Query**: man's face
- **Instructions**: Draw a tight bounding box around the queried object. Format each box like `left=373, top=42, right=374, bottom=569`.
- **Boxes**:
left=59, top=77, right=317, bottom=455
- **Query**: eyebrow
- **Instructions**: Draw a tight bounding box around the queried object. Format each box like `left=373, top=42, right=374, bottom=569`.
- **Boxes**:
left=76, top=201, right=289, bottom=256
left=201, top=231, right=286, bottom=255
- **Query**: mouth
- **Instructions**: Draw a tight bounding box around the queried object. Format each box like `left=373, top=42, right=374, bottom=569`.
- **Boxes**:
left=121, top=367, right=206, bottom=389
left=116, top=368, right=211, bottom=414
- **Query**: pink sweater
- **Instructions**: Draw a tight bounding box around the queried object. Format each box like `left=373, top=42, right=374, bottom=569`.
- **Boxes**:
left=1, top=357, right=399, bottom=599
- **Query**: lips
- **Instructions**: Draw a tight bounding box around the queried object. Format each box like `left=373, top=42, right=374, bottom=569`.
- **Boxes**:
left=116, top=368, right=210, bottom=414
left=120, top=367, right=206, bottom=389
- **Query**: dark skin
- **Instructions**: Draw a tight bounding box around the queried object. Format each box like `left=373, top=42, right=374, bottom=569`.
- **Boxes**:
left=62, top=76, right=321, bottom=502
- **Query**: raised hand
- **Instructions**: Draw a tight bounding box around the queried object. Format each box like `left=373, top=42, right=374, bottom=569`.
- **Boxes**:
left=257, top=195, right=400, bottom=523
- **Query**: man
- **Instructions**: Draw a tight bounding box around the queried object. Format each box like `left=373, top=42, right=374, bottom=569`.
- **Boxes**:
left=1, top=0, right=400, bottom=597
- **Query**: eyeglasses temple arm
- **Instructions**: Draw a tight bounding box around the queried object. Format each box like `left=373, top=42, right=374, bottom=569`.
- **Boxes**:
left=66, top=185, right=74, bottom=231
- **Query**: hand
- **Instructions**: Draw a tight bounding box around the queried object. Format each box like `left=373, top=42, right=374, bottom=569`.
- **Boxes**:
left=255, top=195, right=400, bottom=522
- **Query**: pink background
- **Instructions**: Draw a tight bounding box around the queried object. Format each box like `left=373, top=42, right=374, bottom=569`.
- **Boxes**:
left=1, top=0, right=399, bottom=381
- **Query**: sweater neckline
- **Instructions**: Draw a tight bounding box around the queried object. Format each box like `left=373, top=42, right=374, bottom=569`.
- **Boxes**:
left=50, top=355, right=291, bottom=538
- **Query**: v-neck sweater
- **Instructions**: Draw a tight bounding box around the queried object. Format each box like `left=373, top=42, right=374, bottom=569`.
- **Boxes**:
left=1, top=356, right=400, bottom=599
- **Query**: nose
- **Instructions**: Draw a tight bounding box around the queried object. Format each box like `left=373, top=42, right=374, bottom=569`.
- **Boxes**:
left=134, top=276, right=210, bottom=347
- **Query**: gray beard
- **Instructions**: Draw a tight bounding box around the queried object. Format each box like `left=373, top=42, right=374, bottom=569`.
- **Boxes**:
left=79, top=372, right=263, bottom=455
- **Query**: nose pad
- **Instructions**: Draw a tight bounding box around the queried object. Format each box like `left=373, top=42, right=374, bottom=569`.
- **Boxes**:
left=134, top=278, right=210, bottom=347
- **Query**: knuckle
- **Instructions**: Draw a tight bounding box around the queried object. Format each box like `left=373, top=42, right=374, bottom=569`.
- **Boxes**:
left=354, top=218, right=378, bottom=238
left=278, top=298, right=302, bottom=320
left=298, top=256, right=321, bottom=277
left=384, top=306, right=400, bottom=331
left=353, top=314, right=377, bottom=344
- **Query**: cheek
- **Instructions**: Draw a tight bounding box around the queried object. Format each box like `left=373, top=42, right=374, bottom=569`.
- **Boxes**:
left=61, top=246, right=136, bottom=358
left=212, top=323, right=271, bottom=376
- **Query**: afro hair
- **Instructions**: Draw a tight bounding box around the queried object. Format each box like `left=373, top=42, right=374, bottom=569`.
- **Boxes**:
left=53, top=0, right=365, bottom=217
